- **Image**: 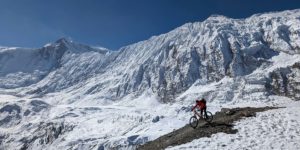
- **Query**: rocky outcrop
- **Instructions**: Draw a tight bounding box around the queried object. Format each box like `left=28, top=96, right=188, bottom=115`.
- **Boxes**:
left=104, top=9, right=300, bottom=102
left=266, top=62, right=300, bottom=100
left=138, top=107, right=277, bottom=150
left=0, top=104, right=21, bottom=127
left=19, top=122, right=74, bottom=150
left=1, top=10, right=300, bottom=102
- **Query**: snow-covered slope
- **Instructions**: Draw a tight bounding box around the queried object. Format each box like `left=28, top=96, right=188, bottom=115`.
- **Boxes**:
left=167, top=100, right=300, bottom=150
left=0, top=9, right=300, bottom=150
left=0, top=38, right=115, bottom=95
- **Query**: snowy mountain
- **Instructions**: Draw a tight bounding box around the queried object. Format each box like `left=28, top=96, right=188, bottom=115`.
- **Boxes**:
left=0, top=9, right=300, bottom=150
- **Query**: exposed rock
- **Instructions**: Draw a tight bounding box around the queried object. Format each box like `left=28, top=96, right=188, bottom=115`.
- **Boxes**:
left=19, top=122, right=74, bottom=149
left=137, top=107, right=277, bottom=150
left=221, top=108, right=236, bottom=115
left=241, top=110, right=256, bottom=117
left=152, top=116, right=160, bottom=123
left=266, top=62, right=300, bottom=100
left=0, top=104, right=21, bottom=127
left=30, top=100, right=50, bottom=112
left=2, top=10, right=300, bottom=103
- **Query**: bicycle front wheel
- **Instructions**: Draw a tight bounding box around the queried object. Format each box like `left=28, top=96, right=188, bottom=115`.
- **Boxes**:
left=189, top=116, right=198, bottom=129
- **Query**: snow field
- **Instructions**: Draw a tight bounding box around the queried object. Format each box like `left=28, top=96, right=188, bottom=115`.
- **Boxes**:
left=167, top=100, right=300, bottom=150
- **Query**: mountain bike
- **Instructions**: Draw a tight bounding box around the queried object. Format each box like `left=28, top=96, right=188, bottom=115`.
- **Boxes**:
left=189, top=110, right=213, bottom=129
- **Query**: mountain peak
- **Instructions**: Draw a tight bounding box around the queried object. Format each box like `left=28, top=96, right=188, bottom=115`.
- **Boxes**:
left=55, top=37, right=73, bottom=45
left=43, top=37, right=73, bottom=48
left=43, top=37, right=111, bottom=54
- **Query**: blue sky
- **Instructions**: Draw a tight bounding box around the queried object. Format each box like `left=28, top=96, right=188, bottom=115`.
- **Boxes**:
left=0, top=0, right=300, bottom=50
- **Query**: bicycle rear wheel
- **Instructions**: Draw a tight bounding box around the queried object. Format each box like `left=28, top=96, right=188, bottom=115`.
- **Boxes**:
left=204, top=111, right=213, bottom=123
left=189, top=116, right=198, bottom=129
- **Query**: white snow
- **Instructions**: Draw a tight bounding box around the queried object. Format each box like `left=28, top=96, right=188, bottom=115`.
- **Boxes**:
left=0, top=9, right=300, bottom=150
left=167, top=99, right=300, bottom=150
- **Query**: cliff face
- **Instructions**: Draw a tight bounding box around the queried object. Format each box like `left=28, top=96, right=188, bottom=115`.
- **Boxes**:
left=1, top=10, right=300, bottom=102
left=105, top=10, right=300, bottom=102
left=266, top=62, right=300, bottom=100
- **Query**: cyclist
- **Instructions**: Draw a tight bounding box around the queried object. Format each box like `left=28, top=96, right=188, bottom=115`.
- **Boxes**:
left=191, top=98, right=207, bottom=119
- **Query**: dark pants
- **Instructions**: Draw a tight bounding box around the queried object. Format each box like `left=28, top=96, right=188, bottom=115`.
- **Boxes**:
left=201, top=107, right=207, bottom=118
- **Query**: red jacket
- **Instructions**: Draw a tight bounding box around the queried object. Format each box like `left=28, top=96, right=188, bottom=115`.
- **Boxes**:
left=192, top=99, right=206, bottom=111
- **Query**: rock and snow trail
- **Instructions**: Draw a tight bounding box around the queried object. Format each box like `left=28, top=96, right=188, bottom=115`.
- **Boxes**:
left=166, top=99, right=300, bottom=150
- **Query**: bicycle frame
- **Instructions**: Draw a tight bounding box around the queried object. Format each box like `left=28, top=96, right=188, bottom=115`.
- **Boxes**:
left=193, top=109, right=204, bottom=120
